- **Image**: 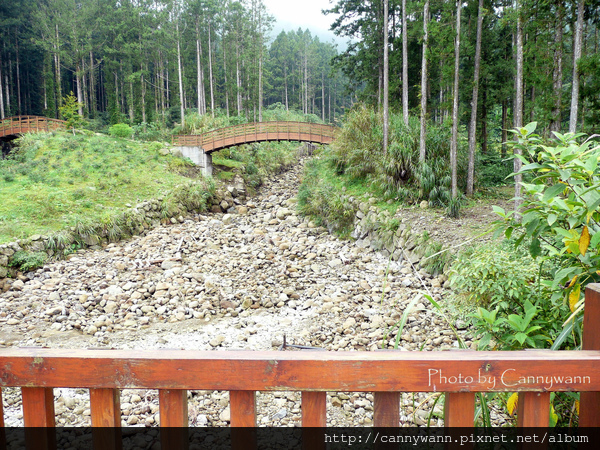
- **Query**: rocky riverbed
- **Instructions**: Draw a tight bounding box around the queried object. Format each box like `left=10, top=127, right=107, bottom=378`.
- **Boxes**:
left=0, top=158, right=509, bottom=431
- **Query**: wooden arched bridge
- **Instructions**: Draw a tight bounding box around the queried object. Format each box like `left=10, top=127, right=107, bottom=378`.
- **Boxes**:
left=0, top=115, right=65, bottom=139
left=172, top=121, right=338, bottom=176
left=172, top=121, right=337, bottom=152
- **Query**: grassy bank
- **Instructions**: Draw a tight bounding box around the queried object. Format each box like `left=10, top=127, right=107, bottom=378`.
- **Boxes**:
left=0, top=132, right=210, bottom=244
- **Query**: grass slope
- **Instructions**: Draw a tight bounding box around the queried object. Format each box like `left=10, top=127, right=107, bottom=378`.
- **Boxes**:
left=0, top=132, right=201, bottom=244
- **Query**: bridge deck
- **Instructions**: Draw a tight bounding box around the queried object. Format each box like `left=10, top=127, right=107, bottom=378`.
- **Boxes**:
left=173, top=121, right=337, bottom=152
left=0, top=115, right=65, bottom=139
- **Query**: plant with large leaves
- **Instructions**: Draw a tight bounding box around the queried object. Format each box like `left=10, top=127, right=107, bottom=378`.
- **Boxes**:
left=494, top=122, right=600, bottom=350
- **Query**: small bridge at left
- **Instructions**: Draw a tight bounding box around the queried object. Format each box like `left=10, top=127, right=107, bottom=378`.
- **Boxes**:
left=172, top=121, right=337, bottom=176
left=0, top=115, right=66, bottom=140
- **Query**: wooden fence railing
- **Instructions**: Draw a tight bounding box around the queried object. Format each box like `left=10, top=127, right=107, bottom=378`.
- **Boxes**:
left=1, top=284, right=600, bottom=449
left=172, top=121, right=338, bottom=152
left=0, top=116, right=66, bottom=138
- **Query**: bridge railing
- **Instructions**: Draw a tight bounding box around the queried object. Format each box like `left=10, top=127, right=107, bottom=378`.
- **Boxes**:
left=2, top=284, right=599, bottom=449
left=172, top=121, right=338, bottom=150
left=0, top=116, right=66, bottom=138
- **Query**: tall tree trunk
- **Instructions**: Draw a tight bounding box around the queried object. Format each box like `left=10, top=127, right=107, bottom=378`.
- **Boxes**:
left=450, top=0, right=461, bottom=199
left=467, top=0, right=483, bottom=197
left=76, top=61, right=84, bottom=116
left=501, top=99, right=508, bottom=156
left=208, top=22, right=215, bottom=117
left=569, top=0, right=584, bottom=133
left=284, top=66, right=288, bottom=110
left=236, top=46, right=242, bottom=114
left=383, top=0, right=389, bottom=153
left=128, top=78, right=134, bottom=122
left=5, top=73, right=9, bottom=116
left=223, top=30, right=229, bottom=117
left=176, top=22, right=185, bottom=129
left=55, top=24, right=62, bottom=110
left=419, top=0, right=430, bottom=162
left=304, top=48, right=308, bottom=114
left=0, top=50, right=4, bottom=119
left=514, top=1, right=524, bottom=213
left=141, top=64, right=146, bottom=126
left=16, top=32, right=21, bottom=115
left=550, top=4, right=564, bottom=133
left=402, top=0, right=409, bottom=125
left=196, top=24, right=206, bottom=115
left=89, top=52, right=96, bottom=117
left=328, top=76, right=331, bottom=122
left=82, top=57, right=89, bottom=114
left=322, top=72, right=325, bottom=122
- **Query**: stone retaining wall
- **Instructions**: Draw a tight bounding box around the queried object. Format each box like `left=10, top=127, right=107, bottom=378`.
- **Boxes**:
left=346, top=197, right=451, bottom=280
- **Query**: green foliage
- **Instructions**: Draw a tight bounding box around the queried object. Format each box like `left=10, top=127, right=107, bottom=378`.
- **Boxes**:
left=160, top=179, right=215, bottom=218
left=450, top=241, right=547, bottom=309
left=419, top=241, right=453, bottom=276
left=9, top=251, right=48, bottom=272
left=59, top=92, right=84, bottom=131
left=469, top=300, right=548, bottom=350
left=495, top=123, right=600, bottom=348
left=450, top=240, right=564, bottom=351
left=332, top=105, right=467, bottom=208
left=109, top=123, right=134, bottom=138
left=297, top=158, right=357, bottom=237
left=445, top=194, right=463, bottom=219
left=218, top=142, right=297, bottom=189
left=477, top=152, right=513, bottom=187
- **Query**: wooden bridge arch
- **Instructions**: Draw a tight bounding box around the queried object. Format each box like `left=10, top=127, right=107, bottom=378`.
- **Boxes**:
left=172, top=121, right=337, bottom=153
left=0, top=115, right=66, bottom=140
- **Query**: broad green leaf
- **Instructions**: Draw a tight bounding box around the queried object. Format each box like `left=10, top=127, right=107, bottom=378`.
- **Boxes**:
left=521, top=162, right=542, bottom=172
left=584, top=155, right=597, bottom=173
left=590, top=230, right=600, bottom=249
left=529, top=237, right=541, bottom=258
left=515, top=332, right=527, bottom=345
left=492, top=205, right=506, bottom=217
left=547, top=213, right=558, bottom=226
left=542, top=183, right=566, bottom=202
left=524, top=122, right=537, bottom=135
left=553, top=267, right=579, bottom=286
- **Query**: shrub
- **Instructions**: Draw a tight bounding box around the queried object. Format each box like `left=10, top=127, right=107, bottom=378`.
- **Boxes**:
left=9, top=251, right=48, bottom=272
left=450, top=241, right=547, bottom=310
left=109, top=123, right=134, bottom=138
left=494, top=123, right=600, bottom=349
left=332, top=104, right=466, bottom=206
left=297, top=158, right=357, bottom=237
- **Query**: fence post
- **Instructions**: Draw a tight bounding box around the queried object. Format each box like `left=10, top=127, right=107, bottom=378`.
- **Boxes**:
left=230, top=391, right=257, bottom=450
left=159, top=389, right=188, bottom=450
left=579, top=283, right=600, bottom=426
left=90, top=388, right=122, bottom=450
left=22, top=387, right=56, bottom=450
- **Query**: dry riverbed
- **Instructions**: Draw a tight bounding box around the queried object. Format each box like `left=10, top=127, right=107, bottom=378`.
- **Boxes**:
left=0, top=160, right=509, bottom=432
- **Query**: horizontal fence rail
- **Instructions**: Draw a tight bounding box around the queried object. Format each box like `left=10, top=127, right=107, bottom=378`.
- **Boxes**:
left=172, top=121, right=338, bottom=152
left=0, top=116, right=66, bottom=138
